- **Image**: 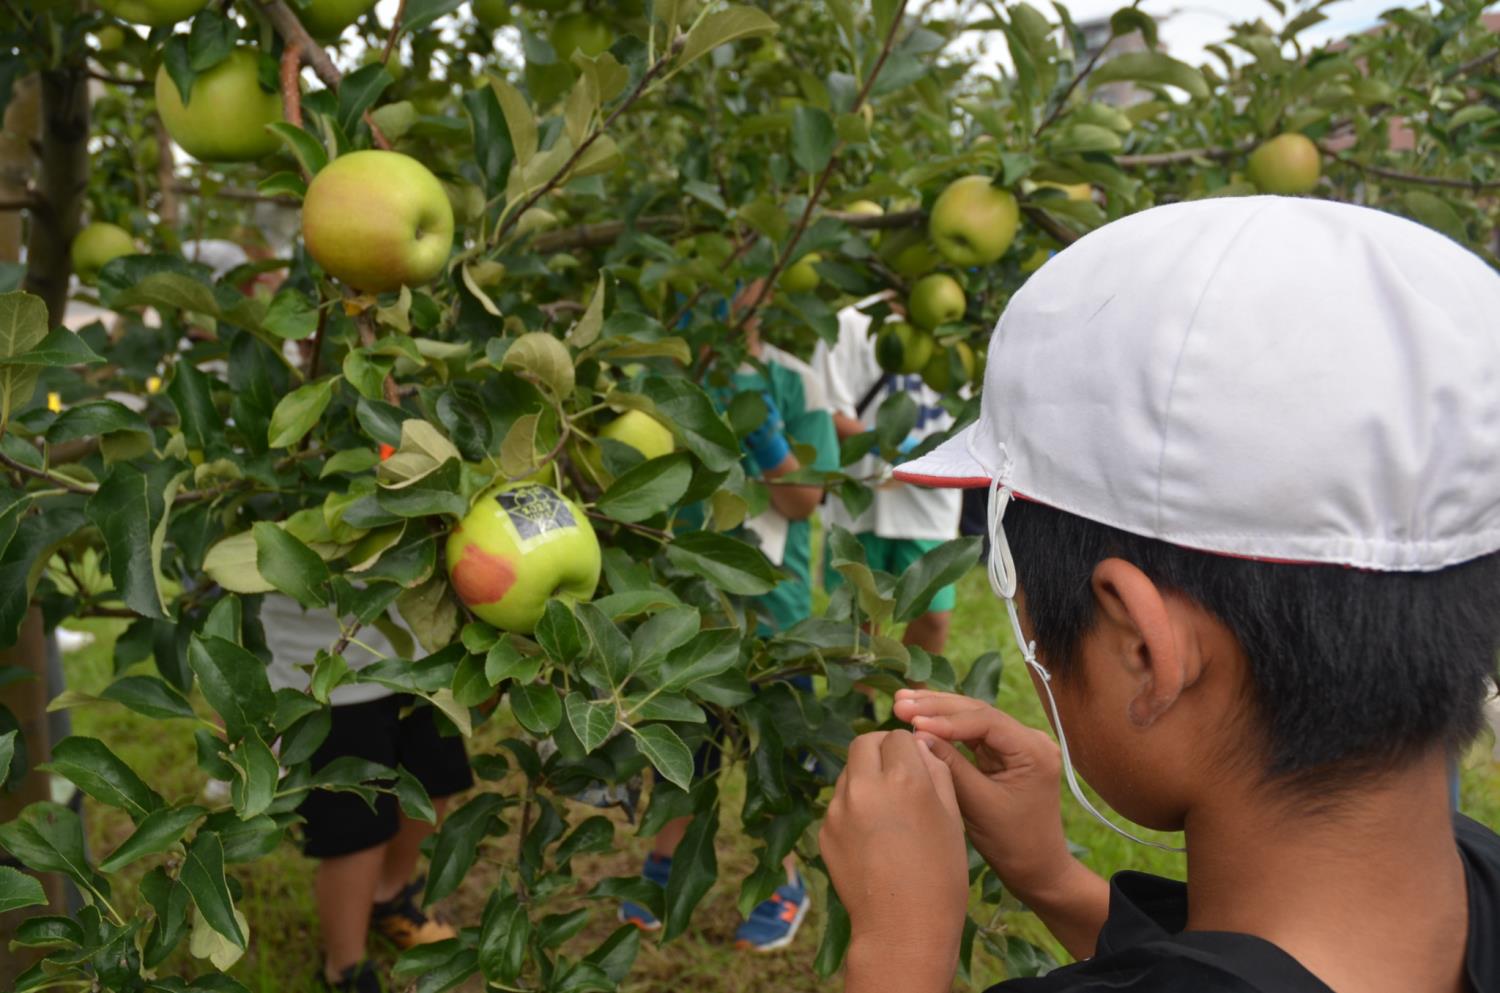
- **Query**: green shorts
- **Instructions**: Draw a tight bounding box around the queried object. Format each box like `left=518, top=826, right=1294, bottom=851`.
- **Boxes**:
left=824, top=533, right=958, bottom=614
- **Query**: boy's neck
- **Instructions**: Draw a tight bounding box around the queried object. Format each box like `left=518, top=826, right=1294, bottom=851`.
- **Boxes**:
left=1183, top=749, right=1469, bottom=993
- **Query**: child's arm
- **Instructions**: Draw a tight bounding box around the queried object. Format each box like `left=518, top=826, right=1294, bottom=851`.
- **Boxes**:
left=895, top=689, right=1111, bottom=960
left=821, top=731, right=971, bottom=993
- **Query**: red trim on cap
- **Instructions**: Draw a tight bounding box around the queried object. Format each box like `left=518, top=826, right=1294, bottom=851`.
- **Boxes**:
left=891, top=470, right=992, bottom=489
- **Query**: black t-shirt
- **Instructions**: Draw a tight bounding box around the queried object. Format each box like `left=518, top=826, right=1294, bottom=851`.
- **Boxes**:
left=990, top=815, right=1500, bottom=992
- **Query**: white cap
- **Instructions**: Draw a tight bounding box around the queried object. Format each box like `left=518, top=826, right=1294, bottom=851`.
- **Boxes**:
left=895, top=196, right=1500, bottom=571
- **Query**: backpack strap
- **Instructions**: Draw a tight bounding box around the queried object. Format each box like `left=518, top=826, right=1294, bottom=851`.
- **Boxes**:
left=855, top=373, right=893, bottom=419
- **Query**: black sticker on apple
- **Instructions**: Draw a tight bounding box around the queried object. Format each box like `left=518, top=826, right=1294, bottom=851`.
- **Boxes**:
left=496, top=485, right=575, bottom=541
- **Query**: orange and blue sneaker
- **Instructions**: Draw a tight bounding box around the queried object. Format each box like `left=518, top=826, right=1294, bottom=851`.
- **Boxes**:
left=618, top=852, right=671, bottom=931
left=734, top=870, right=810, bottom=952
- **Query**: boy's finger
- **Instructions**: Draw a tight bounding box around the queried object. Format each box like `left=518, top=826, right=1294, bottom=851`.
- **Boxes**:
left=916, top=736, right=962, bottom=822
left=846, top=731, right=888, bottom=776
left=909, top=707, right=1036, bottom=766
left=893, top=690, right=990, bottom=722
left=916, top=731, right=993, bottom=803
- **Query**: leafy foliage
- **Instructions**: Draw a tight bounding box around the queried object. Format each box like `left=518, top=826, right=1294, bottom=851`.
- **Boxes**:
left=0, top=0, right=1496, bottom=989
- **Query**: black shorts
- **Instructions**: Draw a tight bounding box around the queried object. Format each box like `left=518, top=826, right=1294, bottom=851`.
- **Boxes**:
left=298, top=694, right=473, bottom=859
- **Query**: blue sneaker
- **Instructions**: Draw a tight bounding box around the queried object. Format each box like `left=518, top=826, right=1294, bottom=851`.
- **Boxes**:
left=734, top=870, right=810, bottom=952
left=618, top=853, right=671, bottom=931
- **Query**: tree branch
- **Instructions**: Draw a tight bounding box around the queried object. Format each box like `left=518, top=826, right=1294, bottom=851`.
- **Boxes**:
left=490, top=41, right=681, bottom=249
left=732, top=0, right=912, bottom=332
left=279, top=42, right=304, bottom=130
left=258, top=0, right=392, bottom=150
left=1116, top=143, right=1251, bottom=167
left=0, top=193, right=37, bottom=212
left=172, top=183, right=297, bottom=205
left=1319, top=144, right=1500, bottom=191
left=86, top=67, right=151, bottom=88
left=1035, top=37, right=1111, bottom=138
left=380, top=0, right=408, bottom=66
left=1019, top=203, right=1080, bottom=246
left=1449, top=45, right=1499, bottom=79
left=0, top=452, right=97, bottom=496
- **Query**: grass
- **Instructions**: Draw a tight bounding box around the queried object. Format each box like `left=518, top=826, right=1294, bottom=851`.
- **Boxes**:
left=59, top=567, right=1500, bottom=992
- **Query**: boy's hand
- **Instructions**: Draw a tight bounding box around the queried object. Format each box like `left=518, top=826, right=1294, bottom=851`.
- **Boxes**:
left=743, top=390, right=791, bottom=471
left=893, top=689, right=1073, bottom=898
left=821, top=731, right=969, bottom=993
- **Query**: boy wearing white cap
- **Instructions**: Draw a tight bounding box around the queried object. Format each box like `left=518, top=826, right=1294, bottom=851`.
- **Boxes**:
left=819, top=197, right=1500, bottom=992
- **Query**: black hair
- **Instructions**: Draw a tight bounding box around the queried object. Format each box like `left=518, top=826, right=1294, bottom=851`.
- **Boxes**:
left=1002, top=497, right=1500, bottom=794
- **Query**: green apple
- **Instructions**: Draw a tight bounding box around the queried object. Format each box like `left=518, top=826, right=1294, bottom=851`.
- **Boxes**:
left=1247, top=133, right=1321, bottom=195
left=779, top=253, right=821, bottom=294
left=846, top=199, right=883, bottom=246
left=94, top=26, right=127, bottom=53
left=446, top=483, right=602, bottom=633
left=155, top=50, right=282, bottom=162
left=600, top=410, right=674, bottom=460
left=471, top=0, right=511, bottom=29
left=296, top=0, right=377, bottom=39
left=920, top=340, right=975, bottom=393
left=874, top=321, right=933, bottom=375
left=71, top=222, right=136, bottom=284
left=908, top=273, right=966, bottom=330
left=929, top=174, right=1019, bottom=266
left=301, top=150, right=455, bottom=293
left=551, top=13, right=613, bottom=59
left=97, top=0, right=206, bottom=26
left=1035, top=180, right=1092, bottom=201
left=879, top=229, right=940, bottom=279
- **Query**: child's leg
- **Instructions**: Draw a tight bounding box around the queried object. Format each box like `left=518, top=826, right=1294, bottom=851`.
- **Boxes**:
left=651, top=815, right=692, bottom=858
left=376, top=799, right=449, bottom=902
left=316, top=844, right=386, bottom=980
left=902, top=609, right=952, bottom=654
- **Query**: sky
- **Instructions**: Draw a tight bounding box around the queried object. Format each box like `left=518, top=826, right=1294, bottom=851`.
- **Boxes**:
left=933, top=0, right=1431, bottom=67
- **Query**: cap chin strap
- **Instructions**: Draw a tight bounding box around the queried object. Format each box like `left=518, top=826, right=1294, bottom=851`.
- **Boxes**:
left=986, top=477, right=1186, bottom=855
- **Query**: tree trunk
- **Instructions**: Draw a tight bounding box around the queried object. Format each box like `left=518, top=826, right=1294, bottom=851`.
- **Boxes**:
left=0, top=74, right=38, bottom=265
left=0, top=609, right=61, bottom=990
left=22, top=64, right=89, bottom=326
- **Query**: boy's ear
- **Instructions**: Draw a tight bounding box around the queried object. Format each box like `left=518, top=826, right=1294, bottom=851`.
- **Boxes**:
left=1090, top=558, right=1203, bottom=728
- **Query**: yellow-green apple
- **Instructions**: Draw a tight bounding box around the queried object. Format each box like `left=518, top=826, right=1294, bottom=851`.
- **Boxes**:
left=472, top=0, right=510, bottom=29
left=1035, top=180, right=1092, bottom=201
left=600, top=410, right=674, bottom=460
left=846, top=199, right=883, bottom=245
left=879, top=228, right=940, bottom=278
left=296, top=0, right=377, bottom=39
left=920, top=340, right=975, bottom=392
left=551, top=12, right=612, bottom=58
left=779, top=253, right=821, bottom=294
left=301, top=150, right=455, bottom=293
left=71, top=222, right=136, bottom=284
left=446, top=483, right=602, bottom=633
left=1246, top=134, right=1320, bottom=195
left=908, top=273, right=966, bottom=330
left=94, top=26, right=127, bottom=53
left=929, top=174, right=1018, bottom=266
left=155, top=50, right=282, bottom=162
left=874, top=321, right=933, bottom=375
left=98, top=0, right=206, bottom=26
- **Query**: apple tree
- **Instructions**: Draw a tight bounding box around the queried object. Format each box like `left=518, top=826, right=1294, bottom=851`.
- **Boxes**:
left=0, top=0, right=1495, bottom=990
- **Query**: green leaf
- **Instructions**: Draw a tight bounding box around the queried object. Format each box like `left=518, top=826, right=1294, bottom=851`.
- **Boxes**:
left=187, top=8, right=236, bottom=71
left=960, top=651, right=1004, bottom=703
left=181, top=832, right=245, bottom=948
left=488, top=74, right=538, bottom=166
left=1087, top=50, right=1208, bottom=100
left=565, top=692, right=616, bottom=754
left=629, top=605, right=699, bottom=665
left=639, top=376, right=741, bottom=472
left=677, top=5, right=778, bottom=71
left=0, top=728, right=13, bottom=784
left=502, top=332, right=575, bottom=398
left=45, top=400, right=147, bottom=444
left=661, top=793, right=717, bottom=939
left=659, top=628, right=741, bottom=691
left=478, top=892, right=530, bottom=984
left=1400, top=191, right=1466, bottom=242
left=892, top=537, right=982, bottom=623
left=99, top=675, right=195, bottom=720
left=7, top=326, right=104, bottom=366
left=230, top=732, right=279, bottom=820
left=426, top=794, right=508, bottom=903
left=0, top=292, right=49, bottom=426
left=555, top=815, right=614, bottom=867
left=394, top=766, right=437, bottom=824
left=1049, top=122, right=1123, bottom=154
left=253, top=522, right=331, bottom=608
left=100, top=804, right=205, bottom=872
left=266, top=122, right=328, bottom=178
left=509, top=682, right=562, bottom=735
left=268, top=376, right=339, bottom=449
left=790, top=105, right=836, bottom=174
left=665, top=531, right=780, bottom=595
left=814, top=883, right=852, bottom=976
left=598, top=453, right=692, bottom=523
left=0, top=803, right=94, bottom=888
left=187, top=636, right=275, bottom=741
left=203, top=531, right=275, bottom=595
left=1109, top=7, right=1158, bottom=48
left=86, top=464, right=168, bottom=619
left=630, top=723, right=693, bottom=791
left=262, top=290, right=320, bottom=340
left=44, top=736, right=163, bottom=823
left=0, top=866, right=45, bottom=913
left=337, top=63, right=394, bottom=134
